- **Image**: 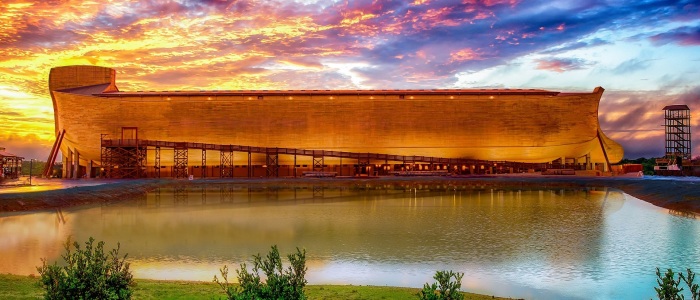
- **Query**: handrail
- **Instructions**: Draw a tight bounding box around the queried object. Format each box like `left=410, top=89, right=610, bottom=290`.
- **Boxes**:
left=100, top=139, right=549, bottom=167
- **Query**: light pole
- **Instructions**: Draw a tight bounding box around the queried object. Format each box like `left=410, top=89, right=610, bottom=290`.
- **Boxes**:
left=29, top=159, right=34, bottom=186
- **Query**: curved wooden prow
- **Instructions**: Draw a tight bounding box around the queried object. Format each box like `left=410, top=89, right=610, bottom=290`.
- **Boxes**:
left=48, top=65, right=117, bottom=92
left=48, top=66, right=117, bottom=137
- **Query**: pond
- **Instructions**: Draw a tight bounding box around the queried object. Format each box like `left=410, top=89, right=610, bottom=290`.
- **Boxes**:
left=1, top=183, right=698, bottom=299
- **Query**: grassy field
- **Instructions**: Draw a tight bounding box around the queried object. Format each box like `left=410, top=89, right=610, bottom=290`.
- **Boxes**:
left=0, top=274, right=513, bottom=300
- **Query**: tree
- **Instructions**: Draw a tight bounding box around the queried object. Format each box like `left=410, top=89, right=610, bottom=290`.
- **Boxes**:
left=654, top=267, right=698, bottom=300
left=655, top=268, right=684, bottom=300
left=37, top=237, right=134, bottom=300
left=214, top=245, right=307, bottom=300
left=419, top=270, right=464, bottom=300
left=21, top=160, right=46, bottom=176
left=681, top=268, right=699, bottom=300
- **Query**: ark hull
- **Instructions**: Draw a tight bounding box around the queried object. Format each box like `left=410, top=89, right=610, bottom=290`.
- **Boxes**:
left=48, top=65, right=623, bottom=177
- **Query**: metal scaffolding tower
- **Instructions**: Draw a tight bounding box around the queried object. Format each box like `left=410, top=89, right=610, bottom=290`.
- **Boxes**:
left=173, top=142, right=188, bottom=178
left=663, top=105, right=692, bottom=160
left=266, top=148, right=279, bottom=178
left=100, top=141, right=146, bottom=178
left=220, top=146, right=234, bottom=178
left=313, top=150, right=324, bottom=172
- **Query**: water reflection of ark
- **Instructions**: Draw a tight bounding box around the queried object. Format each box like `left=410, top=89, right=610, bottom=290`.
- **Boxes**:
left=0, top=185, right=626, bottom=286
left=55, top=185, right=623, bottom=280
left=0, top=207, right=71, bottom=276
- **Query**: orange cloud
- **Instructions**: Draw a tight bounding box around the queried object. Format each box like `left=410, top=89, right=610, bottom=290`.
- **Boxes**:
left=449, top=48, right=482, bottom=62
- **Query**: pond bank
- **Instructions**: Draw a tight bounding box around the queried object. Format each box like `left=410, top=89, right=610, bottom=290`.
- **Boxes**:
left=0, top=176, right=698, bottom=215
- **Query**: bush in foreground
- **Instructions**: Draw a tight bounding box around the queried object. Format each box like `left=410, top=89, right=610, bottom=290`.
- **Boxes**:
left=655, top=267, right=698, bottom=300
left=36, top=237, right=134, bottom=300
left=419, top=270, right=464, bottom=300
left=214, top=245, right=307, bottom=300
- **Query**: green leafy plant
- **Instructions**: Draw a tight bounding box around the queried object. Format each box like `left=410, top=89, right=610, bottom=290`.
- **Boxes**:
left=655, top=268, right=684, bottom=300
left=419, top=270, right=464, bottom=300
left=680, top=268, right=699, bottom=300
left=36, top=236, right=134, bottom=300
left=654, top=267, right=698, bottom=300
left=214, top=245, right=307, bottom=300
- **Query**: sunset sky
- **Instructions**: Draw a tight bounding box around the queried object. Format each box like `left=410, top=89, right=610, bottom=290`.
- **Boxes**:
left=0, top=0, right=698, bottom=160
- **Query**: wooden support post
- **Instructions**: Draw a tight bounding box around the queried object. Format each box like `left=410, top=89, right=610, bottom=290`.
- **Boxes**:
left=43, top=129, right=65, bottom=178
left=72, top=149, right=79, bottom=179
left=248, top=151, right=252, bottom=178
left=155, top=146, right=161, bottom=178
left=201, top=149, right=206, bottom=178
left=596, top=130, right=611, bottom=173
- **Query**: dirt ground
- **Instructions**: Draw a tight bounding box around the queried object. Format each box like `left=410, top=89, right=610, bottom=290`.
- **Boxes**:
left=1, top=175, right=699, bottom=216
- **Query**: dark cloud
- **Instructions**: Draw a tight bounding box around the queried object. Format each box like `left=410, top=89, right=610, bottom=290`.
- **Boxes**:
left=0, top=133, right=54, bottom=160
left=1, top=22, right=85, bottom=50
left=617, top=136, right=665, bottom=159
left=677, top=85, right=700, bottom=104
left=650, top=25, right=700, bottom=46
left=184, top=0, right=236, bottom=9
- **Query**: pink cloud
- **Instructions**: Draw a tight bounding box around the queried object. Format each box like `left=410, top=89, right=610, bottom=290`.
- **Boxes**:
left=535, top=58, right=587, bottom=72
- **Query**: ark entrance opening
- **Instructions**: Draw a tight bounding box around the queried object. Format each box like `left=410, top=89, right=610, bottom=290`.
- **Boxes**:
left=122, top=127, right=138, bottom=141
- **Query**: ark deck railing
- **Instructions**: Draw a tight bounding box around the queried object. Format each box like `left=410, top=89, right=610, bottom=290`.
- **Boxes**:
left=103, top=138, right=527, bottom=165
left=100, top=138, right=561, bottom=178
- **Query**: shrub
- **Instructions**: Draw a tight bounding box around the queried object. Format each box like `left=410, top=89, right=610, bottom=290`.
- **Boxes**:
left=36, top=237, right=134, bottom=300
left=654, top=267, right=698, bottom=300
left=419, top=270, right=464, bottom=300
left=214, top=245, right=307, bottom=300
left=682, top=269, right=700, bottom=300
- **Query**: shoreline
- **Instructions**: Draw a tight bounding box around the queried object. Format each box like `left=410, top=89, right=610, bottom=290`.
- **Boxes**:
left=1, top=176, right=699, bottom=215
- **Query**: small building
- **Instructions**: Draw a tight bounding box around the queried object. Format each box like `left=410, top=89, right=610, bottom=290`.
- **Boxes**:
left=0, top=147, right=24, bottom=179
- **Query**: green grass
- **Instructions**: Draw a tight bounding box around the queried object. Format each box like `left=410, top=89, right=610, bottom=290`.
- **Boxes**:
left=0, top=274, right=512, bottom=300
left=0, top=274, right=42, bottom=299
